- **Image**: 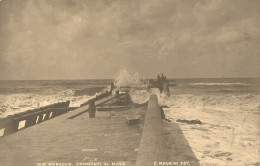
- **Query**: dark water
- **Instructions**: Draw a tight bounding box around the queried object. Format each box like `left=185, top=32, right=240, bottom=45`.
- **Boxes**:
left=0, top=79, right=112, bottom=117
left=168, top=77, right=260, bottom=95
left=0, top=79, right=113, bottom=95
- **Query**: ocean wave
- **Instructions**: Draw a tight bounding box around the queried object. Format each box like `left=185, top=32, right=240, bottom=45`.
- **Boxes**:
left=189, top=83, right=249, bottom=86
left=114, top=69, right=144, bottom=87
left=40, top=81, right=87, bottom=87
left=0, top=90, right=94, bottom=118
left=127, top=88, right=260, bottom=109
left=159, top=94, right=259, bottom=109
left=73, top=87, right=108, bottom=96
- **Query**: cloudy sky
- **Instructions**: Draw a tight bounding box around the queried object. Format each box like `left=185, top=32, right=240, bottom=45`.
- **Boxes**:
left=0, top=0, right=259, bottom=80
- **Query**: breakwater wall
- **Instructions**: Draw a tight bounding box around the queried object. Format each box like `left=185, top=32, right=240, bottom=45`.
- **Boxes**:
left=136, top=94, right=167, bottom=166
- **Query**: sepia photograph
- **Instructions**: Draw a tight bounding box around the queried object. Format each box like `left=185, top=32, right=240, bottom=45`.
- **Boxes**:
left=0, top=0, right=259, bottom=165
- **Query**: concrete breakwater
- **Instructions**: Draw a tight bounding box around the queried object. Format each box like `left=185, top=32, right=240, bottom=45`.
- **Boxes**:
left=136, top=94, right=167, bottom=166
left=136, top=94, right=200, bottom=166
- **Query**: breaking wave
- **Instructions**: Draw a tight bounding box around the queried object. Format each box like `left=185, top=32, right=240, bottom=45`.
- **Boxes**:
left=128, top=87, right=260, bottom=109
left=112, top=70, right=259, bottom=109
left=73, top=87, right=107, bottom=96
left=0, top=90, right=94, bottom=118
left=161, top=94, right=259, bottom=109
left=114, top=69, right=144, bottom=87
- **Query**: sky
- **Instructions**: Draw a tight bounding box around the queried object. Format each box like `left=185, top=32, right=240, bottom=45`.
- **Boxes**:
left=0, top=0, right=259, bottom=80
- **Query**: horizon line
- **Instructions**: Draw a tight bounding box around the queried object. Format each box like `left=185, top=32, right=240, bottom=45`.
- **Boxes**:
left=0, top=76, right=259, bottom=81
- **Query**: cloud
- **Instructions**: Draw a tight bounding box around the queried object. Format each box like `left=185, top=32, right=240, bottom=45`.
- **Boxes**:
left=0, top=0, right=259, bottom=79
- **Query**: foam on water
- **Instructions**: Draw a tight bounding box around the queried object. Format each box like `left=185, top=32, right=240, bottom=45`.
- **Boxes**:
left=0, top=73, right=259, bottom=165
left=0, top=90, right=95, bottom=118
left=114, top=69, right=143, bottom=87
left=0, top=79, right=112, bottom=118
left=162, top=95, right=260, bottom=165
left=113, top=72, right=260, bottom=165
left=128, top=85, right=260, bottom=109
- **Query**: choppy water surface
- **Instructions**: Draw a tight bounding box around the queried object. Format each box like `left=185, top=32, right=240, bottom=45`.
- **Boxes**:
left=0, top=76, right=259, bottom=165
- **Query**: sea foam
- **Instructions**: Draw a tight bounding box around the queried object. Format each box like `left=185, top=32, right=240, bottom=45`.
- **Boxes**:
left=0, top=90, right=94, bottom=118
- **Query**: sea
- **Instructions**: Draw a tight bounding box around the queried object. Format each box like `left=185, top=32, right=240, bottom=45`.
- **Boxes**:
left=0, top=75, right=259, bottom=165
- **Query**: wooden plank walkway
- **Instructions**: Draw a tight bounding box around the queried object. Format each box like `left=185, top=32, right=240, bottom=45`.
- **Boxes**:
left=0, top=94, right=200, bottom=166
left=0, top=95, right=145, bottom=166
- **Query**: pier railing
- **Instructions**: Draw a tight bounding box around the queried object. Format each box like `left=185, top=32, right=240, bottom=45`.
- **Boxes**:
left=0, top=89, right=114, bottom=137
left=80, top=90, right=110, bottom=107
left=0, top=101, right=71, bottom=136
